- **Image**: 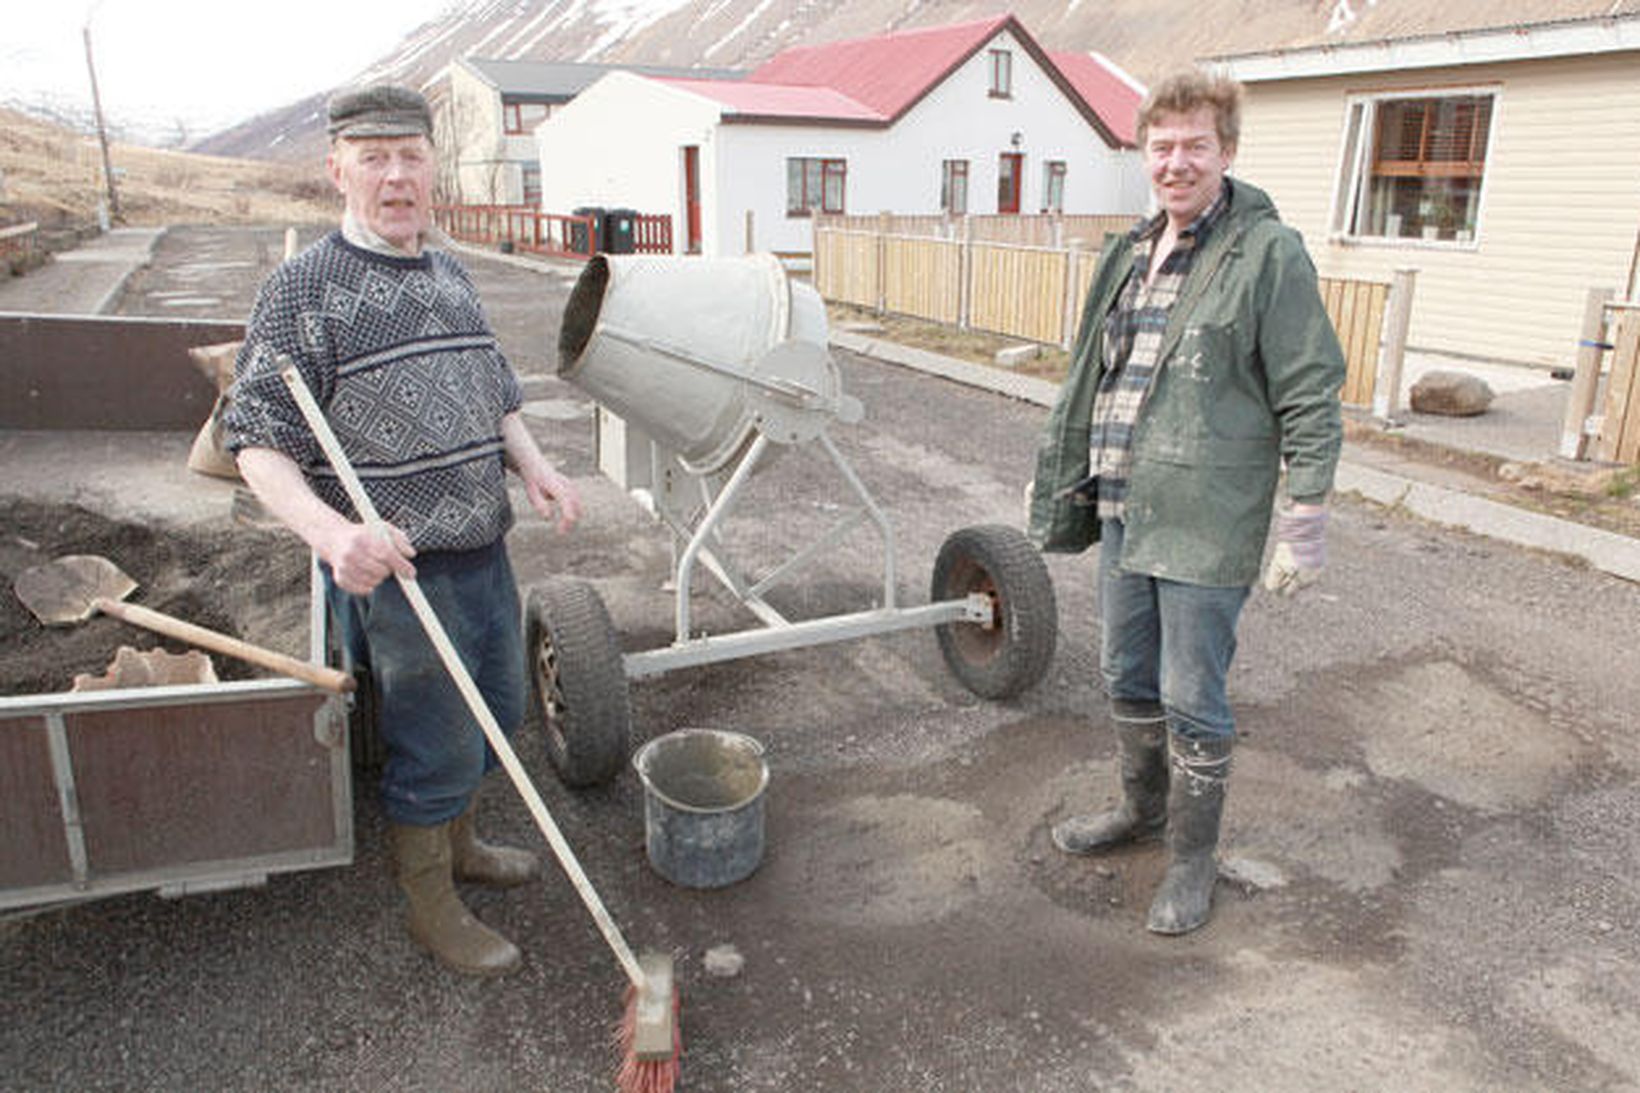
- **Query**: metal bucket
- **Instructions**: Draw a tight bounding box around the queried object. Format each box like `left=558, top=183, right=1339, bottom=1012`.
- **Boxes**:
left=557, top=254, right=834, bottom=475
left=632, top=729, right=768, bottom=889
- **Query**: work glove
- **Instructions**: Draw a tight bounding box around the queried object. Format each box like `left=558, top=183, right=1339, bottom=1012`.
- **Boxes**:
left=1263, top=504, right=1328, bottom=597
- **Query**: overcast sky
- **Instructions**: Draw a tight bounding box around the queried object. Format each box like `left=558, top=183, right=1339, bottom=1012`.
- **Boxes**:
left=1, top=0, right=459, bottom=144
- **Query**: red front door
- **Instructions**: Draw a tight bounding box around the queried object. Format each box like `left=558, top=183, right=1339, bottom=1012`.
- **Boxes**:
left=683, top=146, right=702, bottom=254
left=998, top=152, right=1022, bottom=214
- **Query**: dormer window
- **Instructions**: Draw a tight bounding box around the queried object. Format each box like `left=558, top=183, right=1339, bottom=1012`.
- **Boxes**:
left=989, top=49, right=1013, bottom=98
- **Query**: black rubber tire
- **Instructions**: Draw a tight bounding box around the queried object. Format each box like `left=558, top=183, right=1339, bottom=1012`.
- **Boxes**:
left=525, top=577, right=631, bottom=788
left=930, top=524, right=1057, bottom=700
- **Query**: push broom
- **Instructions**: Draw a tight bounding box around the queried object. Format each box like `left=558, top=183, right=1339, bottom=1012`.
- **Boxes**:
left=280, top=364, right=680, bottom=1093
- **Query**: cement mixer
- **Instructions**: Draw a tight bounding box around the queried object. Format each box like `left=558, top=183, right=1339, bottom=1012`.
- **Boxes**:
left=528, top=254, right=1056, bottom=786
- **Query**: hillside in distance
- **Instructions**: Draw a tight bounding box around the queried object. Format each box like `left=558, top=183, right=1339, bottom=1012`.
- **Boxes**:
left=194, top=0, right=1640, bottom=163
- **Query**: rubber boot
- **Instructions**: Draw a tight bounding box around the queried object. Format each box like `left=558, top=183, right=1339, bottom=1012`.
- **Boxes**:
left=1051, top=702, right=1169, bottom=855
left=1146, top=733, right=1233, bottom=936
left=391, top=822, right=522, bottom=976
left=450, top=793, right=541, bottom=888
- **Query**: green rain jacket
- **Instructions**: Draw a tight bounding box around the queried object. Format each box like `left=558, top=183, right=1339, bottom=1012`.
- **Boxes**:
left=1027, top=178, right=1346, bottom=587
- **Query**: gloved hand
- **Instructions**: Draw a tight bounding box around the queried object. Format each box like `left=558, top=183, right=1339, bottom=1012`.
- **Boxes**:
left=1263, top=503, right=1328, bottom=596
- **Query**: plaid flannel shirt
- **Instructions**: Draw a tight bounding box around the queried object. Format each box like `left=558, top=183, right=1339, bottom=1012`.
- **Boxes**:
left=1091, top=186, right=1231, bottom=520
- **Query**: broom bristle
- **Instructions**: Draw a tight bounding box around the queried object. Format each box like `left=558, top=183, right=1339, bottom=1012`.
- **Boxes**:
left=615, top=980, right=681, bottom=1093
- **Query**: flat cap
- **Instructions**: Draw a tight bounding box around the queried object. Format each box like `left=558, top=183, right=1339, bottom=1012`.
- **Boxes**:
left=326, top=85, right=433, bottom=141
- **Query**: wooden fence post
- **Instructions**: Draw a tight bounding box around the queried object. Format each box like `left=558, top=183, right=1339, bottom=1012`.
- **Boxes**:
left=812, top=222, right=825, bottom=294
left=876, top=211, right=890, bottom=314
left=1372, top=267, right=1417, bottom=422
left=1060, top=244, right=1080, bottom=350
left=958, top=215, right=972, bottom=331
left=1559, top=287, right=1613, bottom=460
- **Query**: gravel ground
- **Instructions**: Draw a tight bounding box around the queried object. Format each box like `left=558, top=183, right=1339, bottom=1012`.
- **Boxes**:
left=2, top=226, right=1639, bottom=1092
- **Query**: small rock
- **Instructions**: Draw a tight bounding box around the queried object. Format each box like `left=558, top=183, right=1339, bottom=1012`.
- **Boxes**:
left=1409, top=370, right=1494, bottom=416
left=704, top=944, right=745, bottom=978
left=994, top=343, right=1041, bottom=369
left=1220, top=856, right=1288, bottom=892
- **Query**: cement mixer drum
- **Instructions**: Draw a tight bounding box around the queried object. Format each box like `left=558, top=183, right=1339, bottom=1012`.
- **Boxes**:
left=557, top=254, right=856, bottom=475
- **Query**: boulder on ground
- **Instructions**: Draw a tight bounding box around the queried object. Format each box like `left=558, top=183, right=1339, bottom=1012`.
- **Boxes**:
left=1410, top=370, right=1494, bottom=417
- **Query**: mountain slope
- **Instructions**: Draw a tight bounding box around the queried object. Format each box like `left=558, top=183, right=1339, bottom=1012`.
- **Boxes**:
left=193, top=0, right=1640, bottom=162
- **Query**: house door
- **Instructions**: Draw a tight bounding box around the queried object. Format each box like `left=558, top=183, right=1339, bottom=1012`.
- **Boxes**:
left=683, top=146, right=702, bottom=254
left=997, top=152, right=1023, bottom=214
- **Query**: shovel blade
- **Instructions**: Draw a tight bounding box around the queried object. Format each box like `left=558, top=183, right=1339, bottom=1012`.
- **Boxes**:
left=14, top=555, right=139, bottom=626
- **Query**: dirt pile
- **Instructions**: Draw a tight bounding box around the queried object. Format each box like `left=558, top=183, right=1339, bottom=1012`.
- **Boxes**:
left=1, top=499, right=311, bottom=697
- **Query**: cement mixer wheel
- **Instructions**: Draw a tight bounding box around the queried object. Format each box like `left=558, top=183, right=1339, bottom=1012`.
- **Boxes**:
left=931, top=524, right=1057, bottom=700
left=526, top=577, right=631, bottom=787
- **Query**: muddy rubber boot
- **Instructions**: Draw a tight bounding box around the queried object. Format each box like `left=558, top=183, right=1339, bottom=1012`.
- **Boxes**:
left=450, top=793, right=541, bottom=888
left=1146, top=733, right=1233, bottom=936
left=1051, top=703, right=1169, bottom=855
left=391, top=822, right=522, bottom=976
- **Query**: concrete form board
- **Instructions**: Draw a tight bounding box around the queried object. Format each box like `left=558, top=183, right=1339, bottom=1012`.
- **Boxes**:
left=0, top=682, right=353, bottom=911
left=0, top=313, right=243, bottom=430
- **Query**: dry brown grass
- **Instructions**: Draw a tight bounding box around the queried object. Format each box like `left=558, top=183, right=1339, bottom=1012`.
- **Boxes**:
left=0, top=108, right=336, bottom=229
left=826, top=301, right=1071, bottom=380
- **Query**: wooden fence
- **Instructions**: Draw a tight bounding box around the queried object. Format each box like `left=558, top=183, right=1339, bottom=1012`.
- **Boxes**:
left=0, top=222, right=42, bottom=273
left=432, top=205, right=673, bottom=259
left=818, top=212, right=1135, bottom=248
left=1563, top=293, right=1640, bottom=465
left=814, top=220, right=1409, bottom=409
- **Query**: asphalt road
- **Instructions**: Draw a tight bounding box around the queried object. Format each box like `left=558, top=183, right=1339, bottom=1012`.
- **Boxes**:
left=3, top=226, right=1639, bottom=1091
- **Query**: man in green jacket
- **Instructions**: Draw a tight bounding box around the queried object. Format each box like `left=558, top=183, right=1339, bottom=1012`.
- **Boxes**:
left=1027, top=70, right=1345, bottom=935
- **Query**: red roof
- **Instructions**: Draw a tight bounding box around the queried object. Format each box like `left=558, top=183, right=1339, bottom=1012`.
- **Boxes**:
left=657, top=78, right=882, bottom=123
left=1047, top=50, right=1142, bottom=146
left=747, top=15, right=1014, bottom=121
left=649, top=15, right=1139, bottom=146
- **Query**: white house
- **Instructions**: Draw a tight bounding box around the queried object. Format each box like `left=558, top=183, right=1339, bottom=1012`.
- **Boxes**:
left=431, top=57, right=743, bottom=207
left=1210, top=11, right=1640, bottom=369
left=533, top=15, right=1149, bottom=258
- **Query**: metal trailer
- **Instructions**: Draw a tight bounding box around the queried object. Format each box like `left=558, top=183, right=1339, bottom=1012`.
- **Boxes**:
left=0, top=564, right=352, bottom=913
left=0, top=313, right=356, bottom=913
left=525, top=254, right=1059, bottom=787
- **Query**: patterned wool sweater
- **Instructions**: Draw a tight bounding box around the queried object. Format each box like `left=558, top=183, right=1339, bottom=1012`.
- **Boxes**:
left=225, top=232, right=524, bottom=554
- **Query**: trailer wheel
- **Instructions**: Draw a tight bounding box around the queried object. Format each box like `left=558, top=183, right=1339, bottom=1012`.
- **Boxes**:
left=931, top=524, right=1057, bottom=700
left=526, top=577, right=631, bottom=787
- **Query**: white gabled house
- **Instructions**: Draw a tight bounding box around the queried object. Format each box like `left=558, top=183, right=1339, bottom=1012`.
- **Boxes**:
left=533, top=15, right=1148, bottom=258
left=431, top=57, right=743, bottom=207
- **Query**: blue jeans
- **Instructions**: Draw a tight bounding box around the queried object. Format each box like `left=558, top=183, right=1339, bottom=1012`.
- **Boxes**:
left=1098, top=520, right=1249, bottom=741
left=327, top=540, right=525, bottom=826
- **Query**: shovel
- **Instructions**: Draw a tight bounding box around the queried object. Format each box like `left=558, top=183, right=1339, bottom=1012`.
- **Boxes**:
left=15, top=554, right=354, bottom=694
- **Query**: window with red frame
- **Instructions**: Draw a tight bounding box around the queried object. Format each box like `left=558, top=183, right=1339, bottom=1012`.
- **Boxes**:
left=787, top=157, right=847, bottom=216
left=940, top=159, right=969, bottom=215
left=503, top=99, right=550, bottom=136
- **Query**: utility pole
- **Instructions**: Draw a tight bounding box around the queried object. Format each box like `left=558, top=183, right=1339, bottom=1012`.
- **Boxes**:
left=83, top=21, right=122, bottom=225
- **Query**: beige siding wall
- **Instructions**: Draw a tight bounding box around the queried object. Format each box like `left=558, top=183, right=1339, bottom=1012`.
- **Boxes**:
left=1232, top=53, right=1640, bottom=368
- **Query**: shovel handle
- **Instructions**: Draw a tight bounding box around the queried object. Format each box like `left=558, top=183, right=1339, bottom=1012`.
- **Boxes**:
left=93, top=597, right=354, bottom=694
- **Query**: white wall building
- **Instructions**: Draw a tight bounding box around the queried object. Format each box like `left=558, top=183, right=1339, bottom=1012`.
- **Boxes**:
left=535, top=15, right=1148, bottom=257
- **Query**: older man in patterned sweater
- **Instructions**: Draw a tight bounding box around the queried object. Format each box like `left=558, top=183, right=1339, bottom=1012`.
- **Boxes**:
left=225, top=85, right=582, bottom=977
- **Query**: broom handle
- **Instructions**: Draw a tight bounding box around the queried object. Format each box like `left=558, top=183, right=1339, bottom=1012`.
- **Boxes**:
left=279, top=365, right=647, bottom=990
